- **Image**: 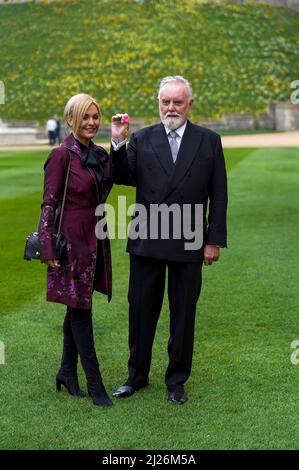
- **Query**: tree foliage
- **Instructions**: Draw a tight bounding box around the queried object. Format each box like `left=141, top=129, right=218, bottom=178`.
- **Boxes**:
left=0, top=0, right=298, bottom=122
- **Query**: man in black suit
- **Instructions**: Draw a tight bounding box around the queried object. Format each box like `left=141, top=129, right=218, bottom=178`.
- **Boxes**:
left=110, top=76, right=227, bottom=404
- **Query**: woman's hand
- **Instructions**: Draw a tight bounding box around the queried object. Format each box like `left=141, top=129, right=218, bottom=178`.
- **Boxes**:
left=45, top=259, right=60, bottom=268
left=111, top=113, right=129, bottom=143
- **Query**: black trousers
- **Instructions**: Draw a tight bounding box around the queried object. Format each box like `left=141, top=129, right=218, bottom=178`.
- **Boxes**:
left=48, top=131, right=55, bottom=145
left=126, top=254, right=203, bottom=391
left=59, top=307, right=103, bottom=388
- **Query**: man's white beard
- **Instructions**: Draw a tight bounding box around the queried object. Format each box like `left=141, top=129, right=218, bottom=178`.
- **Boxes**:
left=161, top=114, right=185, bottom=131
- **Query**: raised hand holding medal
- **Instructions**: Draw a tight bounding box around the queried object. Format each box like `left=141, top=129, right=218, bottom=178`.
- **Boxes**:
left=111, top=113, right=129, bottom=143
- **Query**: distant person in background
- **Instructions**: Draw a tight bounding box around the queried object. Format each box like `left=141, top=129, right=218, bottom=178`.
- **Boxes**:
left=54, top=114, right=61, bottom=144
left=46, top=116, right=57, bottom=145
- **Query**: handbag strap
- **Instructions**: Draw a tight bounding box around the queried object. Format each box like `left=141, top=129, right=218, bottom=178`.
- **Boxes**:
left=57, top=152, right=72, bottom=235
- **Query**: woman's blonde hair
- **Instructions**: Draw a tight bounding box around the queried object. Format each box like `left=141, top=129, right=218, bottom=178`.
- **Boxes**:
left=64, top=93, right=100, bottom=136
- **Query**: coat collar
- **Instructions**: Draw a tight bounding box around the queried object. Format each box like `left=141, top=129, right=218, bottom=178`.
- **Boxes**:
left=61, top=133, right=107, bottom=163
left=60, top=133, right=111, bottom=203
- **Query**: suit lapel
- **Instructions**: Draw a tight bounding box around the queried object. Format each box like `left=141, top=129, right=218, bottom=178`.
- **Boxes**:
left=158, top=121, right=203, bottom=203
left=150, top=123, right=174, bottom=177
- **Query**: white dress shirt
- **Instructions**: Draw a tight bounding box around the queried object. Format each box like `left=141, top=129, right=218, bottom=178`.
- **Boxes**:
left=163, top=120, right=187, bottom=152
left=111, top=120, right=188, bottom=151
left=46, top=119, right=57, bottom=132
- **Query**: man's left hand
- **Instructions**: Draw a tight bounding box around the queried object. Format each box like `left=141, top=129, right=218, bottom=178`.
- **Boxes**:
left=204, top=245, right=220, bottom=266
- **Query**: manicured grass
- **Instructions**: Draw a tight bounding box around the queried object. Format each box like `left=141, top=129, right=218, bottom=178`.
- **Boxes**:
left=0, top=147, right=299, bottom=449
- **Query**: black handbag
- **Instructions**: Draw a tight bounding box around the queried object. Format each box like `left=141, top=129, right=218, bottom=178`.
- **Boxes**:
left=24, top=232, right=67, bottom=261
left=24, top=156, right=71, bottom=261
left=24, top=231, right=42, bottom=260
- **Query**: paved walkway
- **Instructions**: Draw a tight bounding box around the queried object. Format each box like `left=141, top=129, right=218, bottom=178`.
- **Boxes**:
left=0, top=132, right=298, bottom=151
left=221, top=131, right=299, bottom=148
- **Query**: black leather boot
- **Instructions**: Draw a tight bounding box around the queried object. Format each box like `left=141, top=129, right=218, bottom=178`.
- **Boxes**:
left=56, top=373, right=87, bottom=397
left=88, top=382, right=113, bottom=407
left=56, top=309, right=86, bottom=397
left=69, top=307, right=113, bottom=407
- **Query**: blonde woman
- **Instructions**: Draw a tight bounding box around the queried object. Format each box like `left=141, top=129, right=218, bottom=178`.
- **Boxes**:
left=38, top=94, right=113, bottom=407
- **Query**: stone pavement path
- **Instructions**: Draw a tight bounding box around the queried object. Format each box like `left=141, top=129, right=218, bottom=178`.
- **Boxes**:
left=0, top=132, right=298, bottom=151
left=221, top=131, right=299, bottom=148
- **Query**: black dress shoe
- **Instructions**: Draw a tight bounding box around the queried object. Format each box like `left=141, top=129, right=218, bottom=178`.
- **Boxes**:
left=167, top=389, right=188, bottom=405
left=112, top=381, right=149, bottom=398
left=112, top=385, right=136, bottom=398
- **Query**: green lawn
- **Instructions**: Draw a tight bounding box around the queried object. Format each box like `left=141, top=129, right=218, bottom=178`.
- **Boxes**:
left=0, top=146, right=299, bottom=450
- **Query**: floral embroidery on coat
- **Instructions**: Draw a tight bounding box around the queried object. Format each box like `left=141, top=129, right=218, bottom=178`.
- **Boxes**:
left=38, top=134, right=112, bottom=310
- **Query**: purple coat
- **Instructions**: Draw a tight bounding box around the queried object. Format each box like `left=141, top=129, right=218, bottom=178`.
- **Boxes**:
left=38, top=134, right=112, bottom=309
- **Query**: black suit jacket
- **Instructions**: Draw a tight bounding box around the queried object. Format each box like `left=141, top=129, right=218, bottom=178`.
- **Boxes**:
left=111, top=120, right=227, bottom=262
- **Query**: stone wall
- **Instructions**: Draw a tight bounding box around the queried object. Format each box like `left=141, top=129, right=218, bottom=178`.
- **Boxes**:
left=1, top=102, right=298, bottom=144
left=0, top=127, right=37, bottom=144
left=197, top=102, right=299, bottom=132
left=274, top=102, right=299, bottom=131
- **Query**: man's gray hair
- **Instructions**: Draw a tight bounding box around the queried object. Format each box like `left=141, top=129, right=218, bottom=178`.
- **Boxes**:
left=158, top=76, right=193, bottom=101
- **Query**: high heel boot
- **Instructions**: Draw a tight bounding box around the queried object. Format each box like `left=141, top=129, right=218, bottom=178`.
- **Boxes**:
left=69, top=307, right=113, bottom=407
left=87, top=382, right=113, bottom=407
left=56, top=309, right=86, bottom=397
left=56, top=373, right=87, bottom=397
